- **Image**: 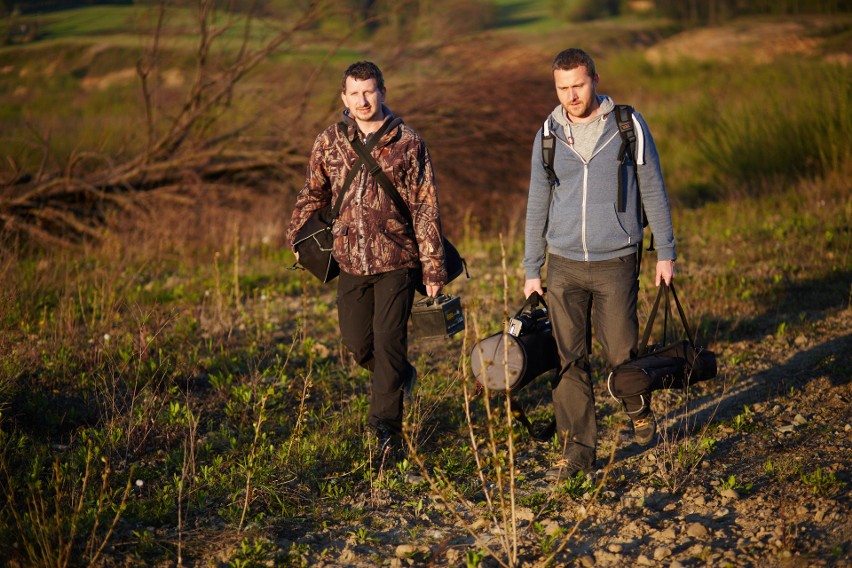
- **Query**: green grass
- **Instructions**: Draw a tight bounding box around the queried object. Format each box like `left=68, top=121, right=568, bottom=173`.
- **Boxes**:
left=2, top=161, right=846, bottom=561
left=0, top=5, right=850, bottom=565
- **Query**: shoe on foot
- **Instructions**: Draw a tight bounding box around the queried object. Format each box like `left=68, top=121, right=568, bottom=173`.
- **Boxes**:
left=375, top=423, right=403, bottom=464
left=402, top=365, right=417, bottom=403
left=632, top=414, right=656, bottom=446
left=545, top=443, right=594, bottom=482
left=623, top=393, right=656, bottom=446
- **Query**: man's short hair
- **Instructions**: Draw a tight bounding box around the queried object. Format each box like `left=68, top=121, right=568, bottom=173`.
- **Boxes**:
left=342, top=61, right=385, bottom=92
left=552, top=48, right=596, bottom=78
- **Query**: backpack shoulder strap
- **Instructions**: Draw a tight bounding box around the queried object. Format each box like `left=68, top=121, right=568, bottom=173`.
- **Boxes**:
left=613, top=104, right=656, bottom=266
left=614, top=104, right=636, bottom=214
left=541, top=118, right=558, bottom=187
left=614, top=104, right=637, bottom=163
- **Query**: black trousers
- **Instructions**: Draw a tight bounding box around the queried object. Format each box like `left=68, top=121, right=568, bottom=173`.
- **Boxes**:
left=547, top=253, right=639, bottom=452
left=337, top=267, right=416, bottom=433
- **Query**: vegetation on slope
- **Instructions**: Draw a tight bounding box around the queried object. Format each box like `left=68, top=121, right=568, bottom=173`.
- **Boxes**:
left=0, top=1, right=849, bottom=565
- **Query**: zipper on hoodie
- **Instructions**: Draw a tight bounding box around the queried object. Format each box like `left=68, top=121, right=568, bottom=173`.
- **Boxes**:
left=559, top=130, right=621, bottom=261
left=582, top=163, right=589, bottom=260
left=559, top=139, right=591, bottom=261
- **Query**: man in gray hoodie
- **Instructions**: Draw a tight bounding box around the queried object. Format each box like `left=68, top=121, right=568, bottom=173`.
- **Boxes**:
left=523, top=48, right=676, bottom=482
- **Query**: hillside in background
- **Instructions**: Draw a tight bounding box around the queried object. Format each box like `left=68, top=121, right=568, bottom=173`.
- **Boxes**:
left=0, top=2, right=850, bottom=566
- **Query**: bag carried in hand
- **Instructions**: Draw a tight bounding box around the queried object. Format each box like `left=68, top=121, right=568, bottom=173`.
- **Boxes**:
left=470, top=292, right=559, bottom=392
left=607, top=282, right=717, bottom=402
left=415, top=237, right=466, bottom=296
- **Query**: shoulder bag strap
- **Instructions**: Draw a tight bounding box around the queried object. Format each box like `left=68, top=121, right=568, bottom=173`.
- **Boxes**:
left=329, top=117, right=399, bottom=220
left=347, top=119, right=413, bottom=226
left=329, top=161, right=358, bottom=219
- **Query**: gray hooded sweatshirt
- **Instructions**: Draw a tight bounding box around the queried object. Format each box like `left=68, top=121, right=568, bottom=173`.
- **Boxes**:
left=523, top=95, right=676, bottom=279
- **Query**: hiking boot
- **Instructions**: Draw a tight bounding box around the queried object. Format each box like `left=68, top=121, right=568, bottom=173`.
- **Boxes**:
left=623, top=393, right=656, bottom=446
left=545, top=443, right=595, bottom=482
left=402, top=365, right=417, bottom=403
left=375, top=423, right=403, bottom=465
left=631, top=413, right=657, bottom=446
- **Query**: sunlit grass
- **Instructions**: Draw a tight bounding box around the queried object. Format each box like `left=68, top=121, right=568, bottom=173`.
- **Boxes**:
left=0, top=5, right=849, bottom=564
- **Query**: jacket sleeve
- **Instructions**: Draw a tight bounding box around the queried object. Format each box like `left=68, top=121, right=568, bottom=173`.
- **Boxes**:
left=634, top=113, right=677, bottom=261
left=409, top=139, right=447, bottom=286
left=287, top=132, right=332, bottom=251
left=523, top=126, right=552, bottom=279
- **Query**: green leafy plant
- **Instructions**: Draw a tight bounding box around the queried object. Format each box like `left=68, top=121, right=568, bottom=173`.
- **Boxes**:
left=801, top=468, right=845, bottom=498
left=466, top=549, right=485, bottom=568
left=228, top=537, right=274, bottom=568
left=731, top=406, right=755, bottom=433
left=533, top=521, right=564, bottom=556
left=557, top=471, right=595, bottom=500
left=764, top=457, right=803, bottom=481
left=717, top=474, right=752, bottom=495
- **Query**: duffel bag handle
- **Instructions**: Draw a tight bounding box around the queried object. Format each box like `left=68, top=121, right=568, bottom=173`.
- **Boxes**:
left=517, top=289, right=548, bottom=318
left=639, top=282, right=697, bottom=355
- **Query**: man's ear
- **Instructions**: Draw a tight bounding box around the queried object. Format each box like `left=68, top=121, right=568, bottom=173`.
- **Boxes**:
left=340, top=91, right=347, bottom=107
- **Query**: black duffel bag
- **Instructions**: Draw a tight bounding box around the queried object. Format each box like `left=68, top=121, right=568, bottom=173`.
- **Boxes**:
left=470, top=292, right=559, bottom=392
left=607, top=282, right=717, bottom=402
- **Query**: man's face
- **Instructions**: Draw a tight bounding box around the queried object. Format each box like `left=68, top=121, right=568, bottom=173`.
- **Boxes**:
left=341, top=77, right=385, bottom=124
left=554, top=66, right=599, bottom=121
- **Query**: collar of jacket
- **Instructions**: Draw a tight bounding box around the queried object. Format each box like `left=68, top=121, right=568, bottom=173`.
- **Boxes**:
left=340, top=105, right=399, bottom=143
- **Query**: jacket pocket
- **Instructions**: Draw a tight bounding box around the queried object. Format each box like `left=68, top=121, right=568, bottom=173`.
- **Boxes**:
left=584, top=202, right=636, bottom=253
left=378, top=217, right=419, bottom=262
left=332, top=222, right=351, bottom=261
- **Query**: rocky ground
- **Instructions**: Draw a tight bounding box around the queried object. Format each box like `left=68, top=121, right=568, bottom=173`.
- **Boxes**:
left=280, top=306, right=850, bottom=567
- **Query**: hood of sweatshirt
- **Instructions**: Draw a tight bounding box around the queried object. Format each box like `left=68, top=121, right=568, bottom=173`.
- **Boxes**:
left=550, top=95, right=615, bottom=130
left=548, top=95, right=615, bottom=161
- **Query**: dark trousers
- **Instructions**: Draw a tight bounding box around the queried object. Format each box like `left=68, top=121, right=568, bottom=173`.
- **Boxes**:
left=337, top=267, right=416, bottom=433
left=547, top=253, right=639, bottom=452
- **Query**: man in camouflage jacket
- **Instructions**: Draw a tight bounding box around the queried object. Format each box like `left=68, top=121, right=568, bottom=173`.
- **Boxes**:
left=288, top=61, right=447, bottom=454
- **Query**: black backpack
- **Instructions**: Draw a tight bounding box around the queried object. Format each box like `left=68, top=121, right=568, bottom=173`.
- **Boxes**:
left=541, top=104, right=655, bottom=258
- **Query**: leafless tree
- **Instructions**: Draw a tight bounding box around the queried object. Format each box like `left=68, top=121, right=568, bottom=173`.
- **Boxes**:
left=0, top=0, right=355, bottom=245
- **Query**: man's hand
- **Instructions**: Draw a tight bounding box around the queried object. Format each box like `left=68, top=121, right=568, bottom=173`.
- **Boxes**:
left=426, top=284, right=442, bottom=298
left=524, top=278, right=544, bottom=298
left=655, top=259, right=674, bottom=287
left=294, top=251, right=299, bottom=262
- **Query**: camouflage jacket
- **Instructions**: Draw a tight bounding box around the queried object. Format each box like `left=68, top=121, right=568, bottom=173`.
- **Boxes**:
left=288, top=108, right=447, bottom=286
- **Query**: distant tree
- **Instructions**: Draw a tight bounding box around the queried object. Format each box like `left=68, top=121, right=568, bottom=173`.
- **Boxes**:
left=0, top=0, right=339, bottom=244
left=655, top=0, right=848, bottom=26
left=550, top=0, right=621, bottom=22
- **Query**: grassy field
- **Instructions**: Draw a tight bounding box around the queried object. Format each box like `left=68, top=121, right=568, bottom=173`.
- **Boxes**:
left=0, top=2, right=850, bottom=566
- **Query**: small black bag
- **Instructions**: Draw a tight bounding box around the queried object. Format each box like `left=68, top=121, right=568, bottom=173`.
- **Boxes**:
left=470, top=292, right=559, bottom=392
left=607, top=282, right=717, bottom=401
left=291, top=205, right=339, bottom=283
